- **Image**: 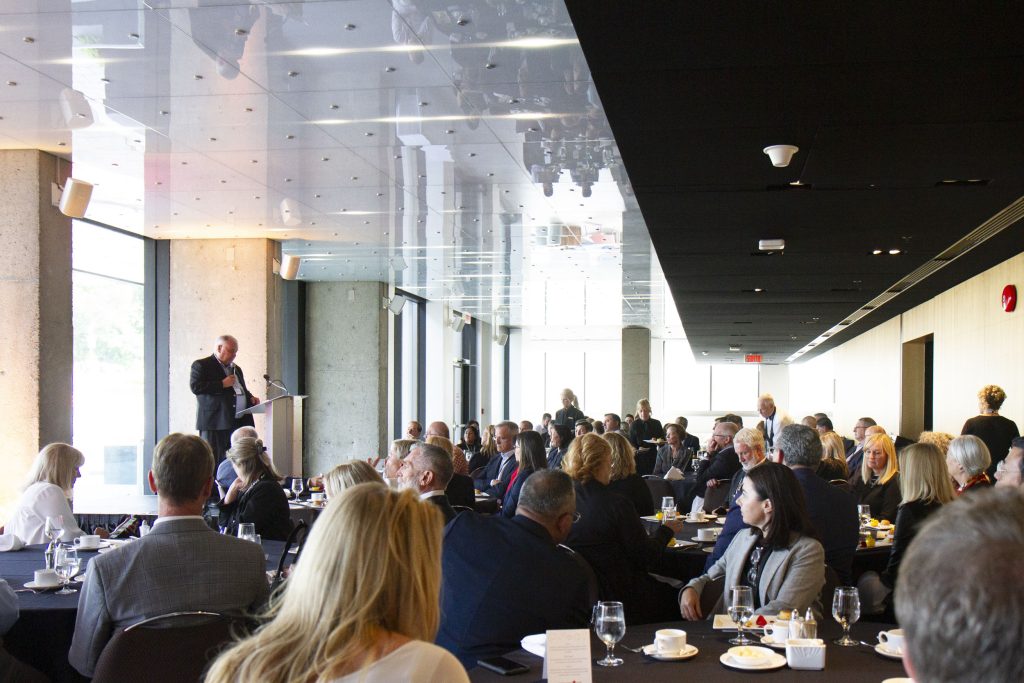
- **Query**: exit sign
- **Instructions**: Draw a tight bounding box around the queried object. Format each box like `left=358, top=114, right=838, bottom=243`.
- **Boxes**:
left=745, top=354, right=763, bottom=363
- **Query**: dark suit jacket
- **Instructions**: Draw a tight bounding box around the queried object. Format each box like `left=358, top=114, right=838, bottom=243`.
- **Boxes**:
left=792, top=467, right=860, bottom=585
left=445, top=473, right=475, bottom=509
left=845, top=444, right=864, bottom=487
left=438, top=514, right=592, bottom=668
left=190, top=354, right=256, bottom=431
left=501, top=468, right=532, bottom=518
left=706, top=467, right=750, bottom=568
left=426, top=493, right=458, bottom=525
left=681, top=432, right=700, bottom=453
left=218, top=478, right=293, bottom=541
left=475, top=453, right=516, bottom=497
left=695, top=446, right=740, bottom=490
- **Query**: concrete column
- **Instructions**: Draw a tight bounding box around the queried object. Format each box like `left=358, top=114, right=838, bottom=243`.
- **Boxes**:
left=168, top=239, right=281, bottom=439
left=304, top=281, right=388, bottom=475
left=621, top=326, right=651, bottom=414
left=0, top=150, right=72, bottom=518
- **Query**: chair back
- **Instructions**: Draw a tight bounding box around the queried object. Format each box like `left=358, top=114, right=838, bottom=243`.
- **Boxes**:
left=91, top=611, right=240, bottom=683
left=700, top=576, right=725, bottom=618
left=828, top=479, right=853, bottom=493
left=275, top=519, right=308, bottom=580
left=702, top=483, right=730, bottom=513
left=557, top=544, right=600, bottom=606
left=820, top=564, right=842, bottom=609
left=643, top=476, right=675, bottom=510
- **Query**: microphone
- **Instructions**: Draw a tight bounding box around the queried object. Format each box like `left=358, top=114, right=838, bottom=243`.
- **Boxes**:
left=263, top=374, right=288, bottom=394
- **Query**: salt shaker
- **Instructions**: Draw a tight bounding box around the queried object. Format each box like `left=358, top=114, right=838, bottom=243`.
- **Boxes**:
left=802, top=608, right=817, bottom=639
left=789, top=611, right=805, bottom=640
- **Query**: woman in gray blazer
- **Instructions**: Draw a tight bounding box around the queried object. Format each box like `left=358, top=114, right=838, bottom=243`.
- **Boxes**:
left=679, top=462, right=825, bottom=619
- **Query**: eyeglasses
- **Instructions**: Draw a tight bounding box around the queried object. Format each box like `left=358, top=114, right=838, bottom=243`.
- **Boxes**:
left=571, top=512, right=582, bottom=523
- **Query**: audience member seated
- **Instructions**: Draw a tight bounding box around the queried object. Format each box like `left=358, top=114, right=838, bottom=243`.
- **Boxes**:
left=564, top=434, right=683, bottom=624
left=218, top=437, right=293, bottom=541
left=426, top=422, right=468, bottom=475
left=816, top=431, right=849, bottom=481
left=501, top=430, right=547, bottom=518
left=398, top=443, right=459, bottom=524
left=845, top=417, right=877, bottom=486
left=479, top=424, right=497, bottom=463
left=916, top=430, right=955, bottom=455
left=574, top=417, right=593, bottom=437
left=520, top=419, right=534, bottom=433
left=705, top=428, right=767, bottom=569
left=591, top=418, right=605, bottom=435
left=994, top=436, right=1024, bottom=487
left=438, top=470, right=592, bottom=667
left=961, top=384, right=1020, bottom=478
left=603, top=413, right=628, bottom=437
left=692, top=422, right=742, bottom=508
left=854, top=433, right=901, bottom=523
left=425, top=431, right=475, bottom=508
left=895, top=488, right=1024, bottom=683
left=652, top=423, right=692, bottom=477
left=857, top=442, right=954, bottom=616
left=546, top=424, right=573, bottom=469
left=946, top=434, right=993, bottom=494
left=69, top=434, right=268, bottom=678
left=473, top=422, right=519, bottom=497
left=604, top=431, right=654, bottom=516
left=679, top=463, right=825, bottom=620
left=206, top=484, right=468, bottom=683
left=776, top=425, right=859, bottom=585
left=816, top=416, right=854, bottom=453
left=425, top=435, right=465, bottom=479
left=5, top=443, right=106, bottom=544
left=324, top=461, right=383, bottom=499
left=217, top=426, right=258, bottom=496
left=673, top=416, right=702, bottom=453
left=380, top=439, right=416, bottom=481
left=460, top=425, right=486, bottom=472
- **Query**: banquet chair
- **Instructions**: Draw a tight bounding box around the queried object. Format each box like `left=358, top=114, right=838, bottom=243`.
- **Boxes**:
left=557, top=544, right=600, bottom=605
left=271, top=519, right=309, bottom=591
left=828, top=479, right=853, bottom=493
left=642, top=476, right=675, bottom=510
left=91, top=611, right=242, bottom=683
left=701, top=484, right=730, bottom=513
left=699, top=576, right=724, bottom=618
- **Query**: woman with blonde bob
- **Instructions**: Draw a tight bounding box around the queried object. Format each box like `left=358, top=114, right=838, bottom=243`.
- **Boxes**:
left=857, top=442, right=955, bottom=614
left=946, top=434, right=993, bottom=494
left=854, top=433, right=901, bottom=523
left=323, top=461, right=384, bottom=499
left=218, top=437, right=293, bottom=541
left=5, top=444, right=107, bottom=543
left=816, top=431, right=849, bottom=481
left=604, top=431, right=654, bottom=516
left=207, top=484, right=467, bottom=683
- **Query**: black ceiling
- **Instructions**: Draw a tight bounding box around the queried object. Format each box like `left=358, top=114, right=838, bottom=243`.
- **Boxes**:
left=566, top=1, right=1024, bottom=362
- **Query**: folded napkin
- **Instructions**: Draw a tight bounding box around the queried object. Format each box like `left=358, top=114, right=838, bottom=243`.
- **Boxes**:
left=665, top=466, right=684, bottom=481
left=0, top=534, right=25, bottom=552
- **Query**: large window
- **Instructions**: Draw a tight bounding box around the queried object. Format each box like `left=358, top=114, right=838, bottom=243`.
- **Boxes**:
left=393, top=291, right=425, bottom=438
left=72, top=221, right=146, bottom=497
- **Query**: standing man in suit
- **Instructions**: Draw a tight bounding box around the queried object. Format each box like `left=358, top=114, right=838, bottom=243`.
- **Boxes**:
left=68, top=434, right=268, bottom=678
left=398, top=442, right=459, bottom=524
left=846, top=417, right=877, bottom=486
left=757, top=394, right=793, bottom=451
left=190, top=335, right=260, bottom=467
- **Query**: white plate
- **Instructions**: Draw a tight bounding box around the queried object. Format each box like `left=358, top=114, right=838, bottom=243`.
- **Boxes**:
left=875, top=643, right=903, bottom=660
left=520, top=633, right=546, bottom=658
left=759, top=635, right=788, bottom=650
left=881, top=679, right=914, bottom=683
left=23, top=581, right=61, bottom=590
left=690, top=536, right=719, bottom=543
left=713, top=614, right=776, bottom=630
left=702, top=547, right=714, bottom=553
left=719, top=651, right=787, bottom=671
left=642, top=643, right=699, bottom=661
left=862, top=523, right=894, bottom=531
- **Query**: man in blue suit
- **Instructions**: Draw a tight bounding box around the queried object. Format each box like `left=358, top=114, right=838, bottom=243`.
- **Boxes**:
left=779, top=424, right=860, bottom=585
left=472, top=421, right=519, bottom=497
left=437, top=470, right=592, bottom=668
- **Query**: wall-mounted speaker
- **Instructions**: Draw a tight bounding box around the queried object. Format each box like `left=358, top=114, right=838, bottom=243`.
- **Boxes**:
left=280, top=254, right=301, bottom=280
left=59, top=178, right=93, bottom=218
left=450, top=311, right=466, bottom=332
left=495, top=326, right=509, bottom=346
left=387, top=294, right=407, bottom=315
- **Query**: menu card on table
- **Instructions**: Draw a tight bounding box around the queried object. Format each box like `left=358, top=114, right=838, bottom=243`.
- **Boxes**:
left=544, top=629, right=592, bottom=683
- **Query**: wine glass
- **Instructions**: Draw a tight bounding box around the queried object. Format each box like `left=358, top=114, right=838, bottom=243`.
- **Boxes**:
left=291, top=477, right=304, bottom=499
left=592, top=601, right=626, bottom=667
left=727, top=586, right=755, bottom=645
left=55, top=546, right=80, bottom=595
left=45, top=515, right=63, bottom=544
left=832, top=586, right=861, bottom=646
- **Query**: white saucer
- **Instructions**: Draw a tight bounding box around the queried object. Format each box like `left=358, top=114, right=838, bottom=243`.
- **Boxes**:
left=719, top=651, right=787, bottom=671
left=691, top=536, right=718, bottom=543
left=875, top=643, right=903, bottom=660
left=23, top=581, right=61, bottom=590
left=702, top=547, right=714, bottom=553
left=74, top=541, right=106, bottom=551
left=642, top=643, right=698, bottom=661
left=759, top=634, right=788, bottom=650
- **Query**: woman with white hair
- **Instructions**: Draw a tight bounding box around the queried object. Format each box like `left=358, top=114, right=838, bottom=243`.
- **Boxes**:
left=946, top=434, right=993, bottom=494
left=206, top=484, right=468, bottom=683
left=218, top=437, right=293, bottom=541
left=5, top=444, right=107, bottom=544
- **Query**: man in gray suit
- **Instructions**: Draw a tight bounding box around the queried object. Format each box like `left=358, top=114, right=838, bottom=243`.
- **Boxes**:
left=69, top=433, right=268, bottom=677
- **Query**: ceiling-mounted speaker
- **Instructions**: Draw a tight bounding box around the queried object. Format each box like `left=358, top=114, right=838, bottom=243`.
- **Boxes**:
left=495, top=326, right=509, bottom=346
left=388, top=293, right=407, bottom=315
left=280, top=253, right=300, bottom=280
left=59, top=178, right=93, bottom=218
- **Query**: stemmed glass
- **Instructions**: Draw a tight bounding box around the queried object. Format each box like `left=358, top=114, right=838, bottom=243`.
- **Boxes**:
left=44, top=516, right=63, bottom=569
left=592, top=601, right=626, bottom=667
left=55, top=546, right=80, bottom=595
left=291, top=477, right=304, bottom=500
left=727, top=586, right=755, bottom=645
left=833, top=587, right=861, bottom=646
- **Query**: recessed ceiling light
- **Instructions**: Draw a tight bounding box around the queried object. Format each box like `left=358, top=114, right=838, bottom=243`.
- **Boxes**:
left=888, top=249, right=901, bottom=255
left=344, top=23, right=356, bottom=30
left=753, top=287, right=764, bottom=292
left=235, top=28, right=247, bottom=36
left=384, top=66, right=396, bottom=73
left=193, top=74, right=203, bottom=80
left=872, top=249, right=883, bottom=255
left=287, top=71, right=299, bottom=77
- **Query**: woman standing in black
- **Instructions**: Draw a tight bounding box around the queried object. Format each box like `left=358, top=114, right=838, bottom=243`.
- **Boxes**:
left=553, top=388, right=585, bottom=428
left=628, top=398, right=664, bottom=476
left=962, top=385, right=1019, bottom=478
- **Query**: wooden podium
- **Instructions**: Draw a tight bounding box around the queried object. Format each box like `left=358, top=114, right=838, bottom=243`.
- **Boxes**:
left=238, top=394, right=305, bottom=477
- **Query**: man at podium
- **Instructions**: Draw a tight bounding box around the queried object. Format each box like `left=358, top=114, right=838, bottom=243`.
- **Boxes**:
left=190, top=334, right=260, bottom=465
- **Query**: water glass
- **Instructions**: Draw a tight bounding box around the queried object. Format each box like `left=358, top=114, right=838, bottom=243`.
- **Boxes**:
left=592, top=601, right=626, bottom=667
left=55, top=546, right=80, bottom=595
left=661, top=496, right=676, bottom=520
left=857, top=504, right=872, bottom=525
left=727, top=586, right=755, bottom=645
left=832, top=586, right=861, bottom=646
left=237, top=523, right=256, bottom=542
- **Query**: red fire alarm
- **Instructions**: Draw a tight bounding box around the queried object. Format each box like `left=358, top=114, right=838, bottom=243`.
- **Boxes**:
left=1003, top=285, right=1017, bottom=312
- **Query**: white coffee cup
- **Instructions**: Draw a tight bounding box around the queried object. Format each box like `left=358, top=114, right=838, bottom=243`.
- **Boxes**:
left=697, top=528, right=716, bottom=541
left=654, top=628, right=687, bottom=654
left=311, top=492, right=325, bottom=504
left=687, top=510, right=704, bottom=522
left=75, top=534, right=101, bottom=549
left=878, top=629, right=904, bottom=652
left=34, top=569, right=60, bottom=587
left=770, top=620, right=790, bottom=642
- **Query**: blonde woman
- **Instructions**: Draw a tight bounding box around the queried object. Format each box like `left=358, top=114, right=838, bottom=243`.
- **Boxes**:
left=553, top=388, right=585, bottom=428
left=854, top=433, right=901, bottom=522
left=628, top=398, right=665, bottom=474
left=816, top=431, right=849, bottom=481
left=479, top=425, right=498, bottom=462
left=917, top=431, right=955, bottom=455
left=604, top=431, right=653, bottom=516
left=324, top=461, right=384, bottom=499
left=425, top=435, right=467, bottom=475
left=961, top=384, right=1020, bottom=478
left=219, top=437, right=293, bottom=541
left=206, top=484, right=468, bottom=683
left=858, top=442, right=955, bottom=614
left=5, top=444, right=106, bottom=544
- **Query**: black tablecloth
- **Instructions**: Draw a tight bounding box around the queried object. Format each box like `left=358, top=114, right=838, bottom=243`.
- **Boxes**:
left=468, top=618, right=908, bottom=682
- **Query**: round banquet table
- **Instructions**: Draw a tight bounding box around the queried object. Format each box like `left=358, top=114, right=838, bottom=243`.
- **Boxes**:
left=468, top=617, right=908, bottom=682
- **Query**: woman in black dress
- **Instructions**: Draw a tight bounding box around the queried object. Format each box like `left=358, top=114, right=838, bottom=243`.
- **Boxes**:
left=219, top=437, right=293, bottom=541
left=628, top=398, right=664, bottom=476
left=962, top=385, right=1020, bottom=478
